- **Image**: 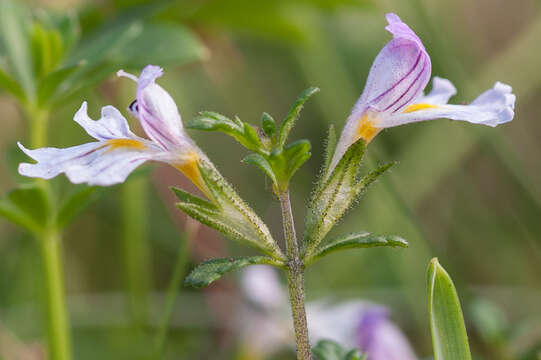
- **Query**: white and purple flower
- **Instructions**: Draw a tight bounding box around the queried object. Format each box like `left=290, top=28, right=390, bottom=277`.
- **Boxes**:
left=329, top=13, right=515, bottom=172
left=18, top=65, right=207, bottom=193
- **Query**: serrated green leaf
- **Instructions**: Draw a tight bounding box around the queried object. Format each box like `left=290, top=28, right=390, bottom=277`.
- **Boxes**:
left=56, top=186, right=98, bottom=229
left=428, top=258, right=472, bottom=360
left=312, top=339, right=365, bottom=360
left=0, top=0, right=34, bottom=98
left=188, top=112, right=263, bottom=152
left=0, top=184, right=50, bottom=233
left=242, top=153, right=277, bottom=186
left=303, top=140, right=365, bottom=257
left=261, top=112, right=276, bottom=138
left=277, top=86, right=319, bottom=149
left=283, top=139, right=311, bottom=180
left=185, top=256, right=282, bottom=288
left=305, top=232, right=408, bottom=266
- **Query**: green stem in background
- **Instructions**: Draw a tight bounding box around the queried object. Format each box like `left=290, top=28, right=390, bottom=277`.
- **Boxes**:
left=25, top=104, right=72, bottom=360
left=39, top=229, right=72, bottom=360
left=278, top=190, right=312, bottom=360
left=121, top=177, right=152, bottom=327
left=154, top=232, right=189, bottom=358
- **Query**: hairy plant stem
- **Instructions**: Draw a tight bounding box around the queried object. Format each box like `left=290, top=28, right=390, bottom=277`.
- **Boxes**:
left=278, top=190, right=312, bottom=360
left=26, top=104, right=72, bottom=360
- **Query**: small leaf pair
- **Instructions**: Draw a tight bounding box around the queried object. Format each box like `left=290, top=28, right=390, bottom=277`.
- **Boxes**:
left=0, top=183, right=97, bottom=234
left=187, top=87, right=319, bottom=191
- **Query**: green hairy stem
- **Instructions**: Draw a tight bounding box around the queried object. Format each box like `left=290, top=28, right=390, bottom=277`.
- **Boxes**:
left=278, top=190, right=312, bottom=360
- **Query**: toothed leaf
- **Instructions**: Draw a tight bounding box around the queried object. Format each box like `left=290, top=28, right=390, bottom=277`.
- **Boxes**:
left=242, top=153, right=277, bottom=186
left=277, top=87, right=319, bottom=149
left=306, top=232, right=407, bottom=265
left=185, top=256, right=280, bottom=288
left=261, top=112, right=276, bottom=138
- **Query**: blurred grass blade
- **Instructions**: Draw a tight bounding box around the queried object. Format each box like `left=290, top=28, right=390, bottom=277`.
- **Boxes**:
left=428, top=258, right=472, bottom=360
left=306, top=232, right=407, bottom=266
left=185, top=256, right=282, bottom=288
left=0, top=0, right=34, bottom=98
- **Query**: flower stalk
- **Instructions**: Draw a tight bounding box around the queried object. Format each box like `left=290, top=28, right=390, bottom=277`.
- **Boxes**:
left=39, top=229, right=72, bottom=360
left=25, top=104, right=72, bottom=360
left=278, top=189, right=312, bottom=360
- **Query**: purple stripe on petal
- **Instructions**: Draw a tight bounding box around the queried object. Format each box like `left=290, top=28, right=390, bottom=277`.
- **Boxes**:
left=369, top=49, right=423, bottom=106
left=385, top=57, right=429, bottom=112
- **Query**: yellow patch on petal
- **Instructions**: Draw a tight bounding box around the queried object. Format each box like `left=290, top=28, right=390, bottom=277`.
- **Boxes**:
left=174, top=152, right=209, bottom=197
left=403, top=103, right=439, bottom=113
left=105, top=138, right=146, bottom=152
left=356, top=115, right=381, bottom=144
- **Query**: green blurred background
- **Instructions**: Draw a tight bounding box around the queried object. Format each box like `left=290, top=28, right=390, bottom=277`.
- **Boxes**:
left=0, top=0, right=540, bottom=359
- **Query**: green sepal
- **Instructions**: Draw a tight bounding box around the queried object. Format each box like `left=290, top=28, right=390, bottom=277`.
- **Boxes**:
left=428, top=258, right=472, bottom=360
left=305, top=232, right=408, bottom=266
left=242, top=153, right=277, bottom=186
left=261, top=112, right=276, bottom=138
left=184, top=256, right=284, bottom=288
left=321, top=125, right=337, bottom=177
left=303, top=140, right=365, bottom=257
left=303, top=140, right=395, bottom=259
left=175, top=160, right=285, bottom=260
left=277, top=86, right=319, bottom=149
left=312, top=340, right=366, bottom=360
left=171, top=186, right=218, bottom=211
left=0, top=184, right=50, bottom=233
left=186, top=111, right=263, bottom=152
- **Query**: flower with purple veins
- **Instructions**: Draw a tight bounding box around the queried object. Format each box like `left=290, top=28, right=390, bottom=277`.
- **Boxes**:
left=18, top=65, right=208, bottom=194
left=329, top=13, right=516, bottom=173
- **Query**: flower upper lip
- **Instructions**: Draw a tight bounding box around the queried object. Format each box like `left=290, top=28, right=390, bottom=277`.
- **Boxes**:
left=328, top=13, right=515, bottom=175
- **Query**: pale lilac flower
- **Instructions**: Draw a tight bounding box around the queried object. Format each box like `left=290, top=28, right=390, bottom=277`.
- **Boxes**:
left=237, top=266, right=417, bottom=359
left=18, top=65, right=207, bottom=193
left=356, top=307, right=417, bottom=360
left=330, top=13, right=515, bottom=172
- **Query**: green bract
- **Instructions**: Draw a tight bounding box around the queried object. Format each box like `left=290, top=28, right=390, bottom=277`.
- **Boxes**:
left=173, top=160, right=285, bottom=260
